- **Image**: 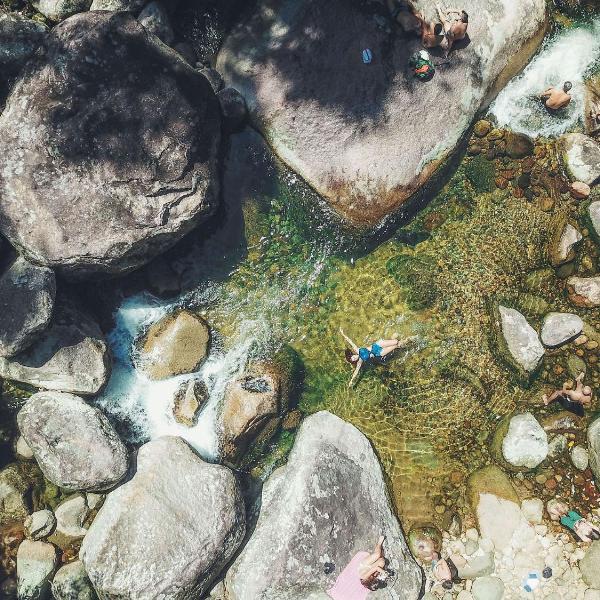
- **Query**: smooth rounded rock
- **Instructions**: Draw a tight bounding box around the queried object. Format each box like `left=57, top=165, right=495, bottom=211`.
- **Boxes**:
left=0, top=11, right=221, bottom=278
left=17, top=391, right=128, bottom=492
left=0, top=11, right=47, bottom=74
left=589, top=200, right=600, bottom=239
left=541, top=312, right=584, bottom=348
left=217, top=0, right=546, bottom=226
left=51, top=560, right=96, bottom=600
left=571, top=181, right=591, bottom=199
left=48, top=495, right=89, bottom=549
left=32, top=0, right=91, bottom=21
left=24, top=510, right=56, bottom=541
left=90, top=0, right=146, bottom=9
left=521, top=498, right=544, bottom=525
left=580, top=541, right=600, bottom=589
left=138, top=0, right=173, bottom=45
left=81, top=436, right=246, bottom=600
left=568, top=276, right=600, bottom=308
left=138, top=310, right=210, bottom=380
left=502, top=413, right=548, bottom=469
left=16, top=539, right=59, bottom=600
left=471, top=576, right=504, bottom=600
left=172, top=378, right=208, bottom=427
left=15, top=436, right=34, bottom=461
left=587, top=417, right=600, bottom=480
left=0, top=256, right=56, bottom=358
left=571, top=445, right=589, bottom=471
left=560, top=133, right=600, bottom=186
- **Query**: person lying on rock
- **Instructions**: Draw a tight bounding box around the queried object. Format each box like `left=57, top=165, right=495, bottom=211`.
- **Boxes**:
left=340, top=328, right=417, bottom=387
left=431, top=553, right=462, bottom=590
left=540, top=82, right=572, bottom=111
left=542, top=372, right=592, bottom=417
left=327, top=535, right=390, bottom=598
left=547, top=500, right=600, bottom=542
left=386, top=0, right=422, bottom=35
left=436, top=6, right=468, bottom=56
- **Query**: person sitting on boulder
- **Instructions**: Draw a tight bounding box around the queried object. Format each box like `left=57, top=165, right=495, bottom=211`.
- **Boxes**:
left=409, top=50, right=436, bottom=81
left=327, top=536, right=390, bottom=598
left=420, top=17, right=445, bottom=49
left=432, top=553, right=462, bottom=590
left=386, top=0, right=422, bottom=35
left=542, top=372, right=592, bottom=417
left=341, top=328, right=417, bottom=387
left=540, top=82, right=573, bottom=111
left=547, top=500, right=600, bottom=542
left=436, top=6, right=468, bottom=56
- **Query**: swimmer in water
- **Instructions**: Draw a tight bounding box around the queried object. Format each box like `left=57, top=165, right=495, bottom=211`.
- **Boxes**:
left=340, top=327, right=417, bottom=388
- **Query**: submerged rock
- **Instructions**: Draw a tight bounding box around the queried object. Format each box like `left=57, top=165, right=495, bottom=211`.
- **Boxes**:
left=48, top=495, right=89, bottom=549
left=217, top=87, right=248, bottom=132
left=0, top=298, right=110, bottom=395
left=32, top=0, right=91, bottom=22
left=81, top=436, right=245, bottom=599
left=0, top=463, right=39, bottom=525
left=138, top=310, right=210, bottom=380
left=0, top=11, right=47, bottom=75
left=494, top=305, right=544, bottom=381
left=224, top=411, right=423, bottom=599
left=571, top=445, right=589, bottom=471
left=559, top=133, right=600, bottom=186
left=567, top=276, right=600, bottom=308
left=540, top=312, right=583, bottom=348
left=472, top=576, right=504, bottom=600
left=467, top=465, right=527, bottom=551
left=0, top=256, right=56, bottom=358
left=505, top=131, right=534, bottom=159
left=548, top=221, right=582, bottom=267
left=51, top=560, right=96, bottom=600
left=217, top=0, right=546, bottom=226
left=570, top=181, right=590, bottom=199
left=16, top=539, right=59, bottom=600
left=580, top=541, right=600, bottom=590
left=0, top=11, right=221, bottom=277
left=17, top=391, right=128, bottom=492
left=589, top=200, right=600, bottom=240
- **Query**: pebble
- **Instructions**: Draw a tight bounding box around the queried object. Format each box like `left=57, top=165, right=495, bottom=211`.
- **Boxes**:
left=571, top=446, right=589, bottom=471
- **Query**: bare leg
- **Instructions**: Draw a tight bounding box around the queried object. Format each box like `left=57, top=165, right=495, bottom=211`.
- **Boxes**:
left=378, top=339, right=400, bottom=349
left=543, top=390, right=562, bottom=406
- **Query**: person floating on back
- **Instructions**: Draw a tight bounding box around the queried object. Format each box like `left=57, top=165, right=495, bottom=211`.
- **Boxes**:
left=540, top=81, right=573, bottom=111
left=542, top=372, right=592, bottom=417
left=340, top=328, right=416, bottom=387
left=436, top=6, right=469, bottom=56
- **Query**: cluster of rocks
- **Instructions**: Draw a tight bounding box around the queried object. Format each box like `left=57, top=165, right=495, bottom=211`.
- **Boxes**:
left=1, top=412, right=425, bottom=599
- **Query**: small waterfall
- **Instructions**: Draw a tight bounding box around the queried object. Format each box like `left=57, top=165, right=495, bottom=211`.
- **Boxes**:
left=490, top=18, right=600, bottom=137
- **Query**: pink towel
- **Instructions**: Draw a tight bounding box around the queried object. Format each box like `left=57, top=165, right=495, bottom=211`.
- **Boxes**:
left=328, top=552, right=371, bottom=600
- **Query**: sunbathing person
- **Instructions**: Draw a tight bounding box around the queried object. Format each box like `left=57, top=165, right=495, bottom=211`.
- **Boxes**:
left=547, top=500, right=600, bottom=543
left=436, top=6, right=468, bottom=55
left=543, top=372, right=593, bottom=417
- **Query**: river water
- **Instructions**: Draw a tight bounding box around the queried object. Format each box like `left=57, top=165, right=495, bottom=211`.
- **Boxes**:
left=95, top=12, right=600, bottom=523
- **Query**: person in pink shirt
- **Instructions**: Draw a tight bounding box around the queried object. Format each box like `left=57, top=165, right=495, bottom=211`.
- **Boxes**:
left=328, top=536, right=389, bottom=600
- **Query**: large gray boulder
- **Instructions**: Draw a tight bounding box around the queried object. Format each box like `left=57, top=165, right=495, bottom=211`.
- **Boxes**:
left=217, top=0, right=546, bottom=226
left=137, top=0, right=173, bottom=45
left=16, top=539, right=59, bottom=600
left=224, top=411, right=423, bottom=599
left=0, top=11, right=221, bottom=278
left=80, top=436, right=245, bottom=599
left=0, top=298, right=110, bottom=395
left=0, top=11, right=47, bottom=74
left=51, top=560, right=96, bottom=600
left=90, top=0, right=146, bottom=10
left=17, top=391, right=128, bottom=492
left=0, top=256, right=56, bottom=358
left=540, top=312, right=583, bottom=348
left=559, top=133, right=600, bottom=186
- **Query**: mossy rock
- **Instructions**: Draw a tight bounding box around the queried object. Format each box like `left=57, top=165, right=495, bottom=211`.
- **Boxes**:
left=465, top=155, right=496, bottom=194
left=513, top=292, right=551, bottom=319
left=270, top=344, right=305, bottom=411
left=489, top=413, right=537, bottom=473
left=466, top=464, right=519, bottom=514
left=523, top=268, right=556, bottom=294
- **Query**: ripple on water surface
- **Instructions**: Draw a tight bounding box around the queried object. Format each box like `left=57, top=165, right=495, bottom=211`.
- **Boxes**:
left=491, top=18, right=600, bottom=138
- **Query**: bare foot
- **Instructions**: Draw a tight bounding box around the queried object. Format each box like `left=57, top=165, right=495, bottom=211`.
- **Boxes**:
left=542, top=394, right=549, bottom=406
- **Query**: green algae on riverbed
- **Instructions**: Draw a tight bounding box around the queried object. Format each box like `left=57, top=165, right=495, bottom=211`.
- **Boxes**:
left=193, top=123, right=600, bottom=525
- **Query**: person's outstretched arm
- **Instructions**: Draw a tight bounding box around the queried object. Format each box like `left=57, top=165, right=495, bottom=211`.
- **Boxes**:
left=340, top=328, right=359, bottom=353
left=349, top=360, right=363, bottom=388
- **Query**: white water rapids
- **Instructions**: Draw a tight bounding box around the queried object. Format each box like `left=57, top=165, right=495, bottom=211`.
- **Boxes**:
left=491, top=18, right=600, bottom=137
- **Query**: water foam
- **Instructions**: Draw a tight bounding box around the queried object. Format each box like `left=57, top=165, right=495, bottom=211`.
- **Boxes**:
left=490, top=19, right=600, bottom=138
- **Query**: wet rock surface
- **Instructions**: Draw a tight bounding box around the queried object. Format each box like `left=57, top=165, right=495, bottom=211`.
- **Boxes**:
left=138, top=309, right=210, bottom=380
left=81, top=436, right=245, bottom=600
left=17, top=391, right=128, bottom=492
left=217, top=0, right=546, bottom=226
left=560, top=133, right=600, bottom=186
left=0, top=298, right=110, bottom=395
left=541, top=312, right=584, bottom=348
left=51, top=560, right=96, bottom=600
left=224, top=411, right=423, bottom=599
left=0, top=256, right=56, bottom=358
left=0, top=11, right=221, bottom=277
left=16, top=539, right=58, bottom=600
left=172, top=378, right=207, bottom=427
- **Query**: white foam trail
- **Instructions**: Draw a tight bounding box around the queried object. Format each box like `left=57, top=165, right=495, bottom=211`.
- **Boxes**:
left=95, top=294, right=265, bottom=461
left=490, top=19, right=600, bottom=138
